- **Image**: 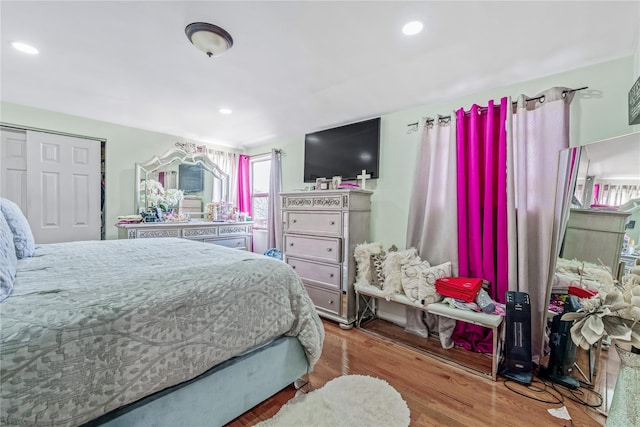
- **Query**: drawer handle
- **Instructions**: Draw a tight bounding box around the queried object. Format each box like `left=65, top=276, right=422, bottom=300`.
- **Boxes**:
left=330, top=273, right=334, bottom=278
left=293, top=219, right=297, bottom=223
left=327, top=248, right=332, bottom=252
left=292, top=265, right=296, bottom=269
left=330, top=221, right=335, bottom=225
left=328, top=300, right=334, bottom=304
left=290, top=243, right=294, bottom=246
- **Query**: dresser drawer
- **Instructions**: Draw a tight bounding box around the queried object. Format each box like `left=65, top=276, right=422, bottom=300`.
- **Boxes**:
left=212, top=236, right=248, bottom=250
left=285, top=211, right=342, bottom=236
left=284, top=234, right=341, bottom=263
left=136, top=228, right=181, bottom=238
left=287, top=257, right=340, bottom=289
left=304, top=285, right=341, bottom=315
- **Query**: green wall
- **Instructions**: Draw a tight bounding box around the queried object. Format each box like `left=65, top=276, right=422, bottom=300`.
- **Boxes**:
left=2, top=56, right=637, bottom=244
left=248, top=56, right=638, bottom=249
left=0, top=103, right=239, bottom=240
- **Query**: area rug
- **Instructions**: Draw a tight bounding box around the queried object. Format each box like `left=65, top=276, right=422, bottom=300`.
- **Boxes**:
left=256, top=375, right=410, bottom=427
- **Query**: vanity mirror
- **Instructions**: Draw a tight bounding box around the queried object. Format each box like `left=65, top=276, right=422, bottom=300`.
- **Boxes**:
left=135, top=148, right=230, bottom=216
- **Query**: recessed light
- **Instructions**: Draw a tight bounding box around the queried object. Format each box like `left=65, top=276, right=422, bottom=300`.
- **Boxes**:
left=219, top=108, right=232, bottom=115
left=402, top=21, right=423, bottom=36
left=11, top=41, right=39, bottom=55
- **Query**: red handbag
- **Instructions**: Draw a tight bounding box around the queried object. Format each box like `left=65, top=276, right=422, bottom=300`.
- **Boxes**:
left=435, top=277, right=483, bottom=302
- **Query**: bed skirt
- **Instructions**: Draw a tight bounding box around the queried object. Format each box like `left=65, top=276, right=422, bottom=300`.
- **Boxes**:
left=85, top=336, right=309, bottom=427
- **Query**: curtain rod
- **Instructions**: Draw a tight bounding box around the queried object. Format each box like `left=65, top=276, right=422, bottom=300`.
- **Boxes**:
left=406, top=86, right=588, bottom=129
left=251, top=148, right=283, bottom=157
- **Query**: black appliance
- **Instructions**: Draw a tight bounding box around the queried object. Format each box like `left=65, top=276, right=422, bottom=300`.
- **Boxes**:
left=178, top=163, right=204, bottom=194
left=501, top=291, right=532, bottom=384
left=546, top=295, right=581, bottom=389
left=303, top=117, right=381, bottom=182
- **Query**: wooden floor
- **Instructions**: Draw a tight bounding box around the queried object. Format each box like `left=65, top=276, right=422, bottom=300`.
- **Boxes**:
left=227, top=319, right=619, bottom=426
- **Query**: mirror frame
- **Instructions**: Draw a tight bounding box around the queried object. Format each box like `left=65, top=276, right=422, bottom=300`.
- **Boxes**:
left=135, top=148, right=229, bottom=213
left=543, top=131, right=640, bottom=362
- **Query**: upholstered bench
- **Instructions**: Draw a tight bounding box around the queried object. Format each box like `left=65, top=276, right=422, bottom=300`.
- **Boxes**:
left=355, top=284, right=504, bottom=380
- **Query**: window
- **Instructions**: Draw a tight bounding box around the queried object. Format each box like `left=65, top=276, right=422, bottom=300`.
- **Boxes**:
left=251, top=156, right=271, bottom=229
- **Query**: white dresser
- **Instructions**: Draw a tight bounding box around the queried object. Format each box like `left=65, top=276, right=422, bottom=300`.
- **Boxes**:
left=562, top=209, right=630, bottom=279
left=281, top=189, right=372, bottom=328
left=116, top=220, right=252, bottom=251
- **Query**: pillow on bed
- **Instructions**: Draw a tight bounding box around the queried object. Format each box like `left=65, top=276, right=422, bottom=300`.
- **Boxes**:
left=0, top=197, right=35, bottom=259
left=0, top=210, right=17, bottom=302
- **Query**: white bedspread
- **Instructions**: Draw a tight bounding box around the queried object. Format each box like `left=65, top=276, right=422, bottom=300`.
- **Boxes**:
left=1, top=238, right=324, bottom=426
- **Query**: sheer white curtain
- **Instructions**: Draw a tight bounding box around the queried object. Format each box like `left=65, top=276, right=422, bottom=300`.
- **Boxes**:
left=512, top=87, right=575, bottom=362
left=405, top=118, right=458, bottom=344
left=267, top=149, right=282, bottom=249
left=208, top=150, right=239, bottom=208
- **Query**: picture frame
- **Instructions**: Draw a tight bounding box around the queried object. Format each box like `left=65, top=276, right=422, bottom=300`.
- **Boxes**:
left=316, top=177, right=329, bottom=190
left=332, top=176, right=342, bottom=189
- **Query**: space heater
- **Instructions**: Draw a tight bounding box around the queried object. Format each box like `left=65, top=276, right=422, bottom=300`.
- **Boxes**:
left=500, top=291, right=532, bottom=384
left=545, top=295, right=581, bottom=389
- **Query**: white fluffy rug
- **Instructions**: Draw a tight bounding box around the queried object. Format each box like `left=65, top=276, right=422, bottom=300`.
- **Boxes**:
left=256, top=375, right=410, bottom=427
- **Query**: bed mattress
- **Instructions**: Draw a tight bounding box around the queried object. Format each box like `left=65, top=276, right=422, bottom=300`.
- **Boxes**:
left=1, top=238, right=324, bottom=426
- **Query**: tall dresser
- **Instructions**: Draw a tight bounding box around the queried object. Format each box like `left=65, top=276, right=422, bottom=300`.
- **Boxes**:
left=561, top=208, right=631, bottom=280
left=281, top=189, right=372, bottom=328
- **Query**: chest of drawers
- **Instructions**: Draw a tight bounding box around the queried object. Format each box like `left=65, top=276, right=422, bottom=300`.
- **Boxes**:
left=281, top=189, right=372, bottom=328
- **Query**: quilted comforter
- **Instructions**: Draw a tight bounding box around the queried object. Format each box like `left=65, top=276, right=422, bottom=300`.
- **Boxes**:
left=0, top=238, right=324, bottom=426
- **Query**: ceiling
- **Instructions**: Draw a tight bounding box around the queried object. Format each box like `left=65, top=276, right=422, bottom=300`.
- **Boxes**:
left=1, top=1, right=639, bottom=149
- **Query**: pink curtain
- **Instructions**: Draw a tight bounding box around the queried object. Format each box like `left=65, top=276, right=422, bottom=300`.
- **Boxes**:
left=237, top=155, right=251, bottom=216
left=453, top=98, right=509, bottom=353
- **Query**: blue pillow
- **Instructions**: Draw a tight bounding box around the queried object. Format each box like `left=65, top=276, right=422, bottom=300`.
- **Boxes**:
left=0, top=210, right=17, bottom=302
left=0, top=198, right=35, bottom=259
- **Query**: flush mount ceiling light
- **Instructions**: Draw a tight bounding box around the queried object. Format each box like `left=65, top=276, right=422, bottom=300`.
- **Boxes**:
left=219, top=108, right=232, bottom=115
left=11, top=41, right=39, bottom=55
left=185, top=22, right=233, bottom=57
left=402, top=21, right=424, bottom=36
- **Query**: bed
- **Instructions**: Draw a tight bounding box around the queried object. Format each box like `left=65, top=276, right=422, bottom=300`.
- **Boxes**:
left=551, top=257, right=615, bottom=294
left=0, top=236, right=324, bottom=426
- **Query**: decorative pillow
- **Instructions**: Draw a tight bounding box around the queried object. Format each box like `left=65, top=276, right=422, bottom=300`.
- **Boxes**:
left=382, top=248, right=419, bottom=297
left=0, top=198, right=35, bottom=259
left=418, top=261, right=452, bottom=305
left=354, top=242, right=385, bottom=289
left=0, top=210, right=17, bottom=302
left=370, top=253, right=385, bottom=288
left=400, top=259, right=432, bottom=302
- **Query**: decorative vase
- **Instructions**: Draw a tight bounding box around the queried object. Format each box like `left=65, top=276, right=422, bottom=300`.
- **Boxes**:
left=606, top=344, right=640, bottom=426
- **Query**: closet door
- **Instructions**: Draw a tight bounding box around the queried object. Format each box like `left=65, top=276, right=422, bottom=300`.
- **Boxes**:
left=26, top=131, right=101, bottom=243
left=0, top=128, right=28, bottom=211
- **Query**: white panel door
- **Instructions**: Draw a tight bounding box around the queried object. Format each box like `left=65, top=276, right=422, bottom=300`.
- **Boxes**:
left=0, top=128, right=28, bottom=212
left=26, top=131, right=101, bottom=243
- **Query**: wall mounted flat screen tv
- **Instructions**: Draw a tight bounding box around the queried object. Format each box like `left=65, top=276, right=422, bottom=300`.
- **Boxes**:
left=178, top=163, right=204, bottom=194
left=304, top=117, right=381, bottom=182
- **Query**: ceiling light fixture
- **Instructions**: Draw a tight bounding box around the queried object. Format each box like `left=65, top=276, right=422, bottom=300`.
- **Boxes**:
left=402, top=21, right=424, bottom=36
left=11, top=41, right=39, bottom=55
left=185, top=22, right=233, bottom=57
left=219, top=108, right=232, bottom=115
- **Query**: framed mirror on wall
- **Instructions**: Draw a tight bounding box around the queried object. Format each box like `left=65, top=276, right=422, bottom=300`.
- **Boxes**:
left=135, top=148, right=230, bottom=217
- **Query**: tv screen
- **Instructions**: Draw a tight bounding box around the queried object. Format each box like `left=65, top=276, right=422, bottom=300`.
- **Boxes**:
left=304, top=117, right=380, bottom=182
left=178, top=163, right=204, bottom=194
